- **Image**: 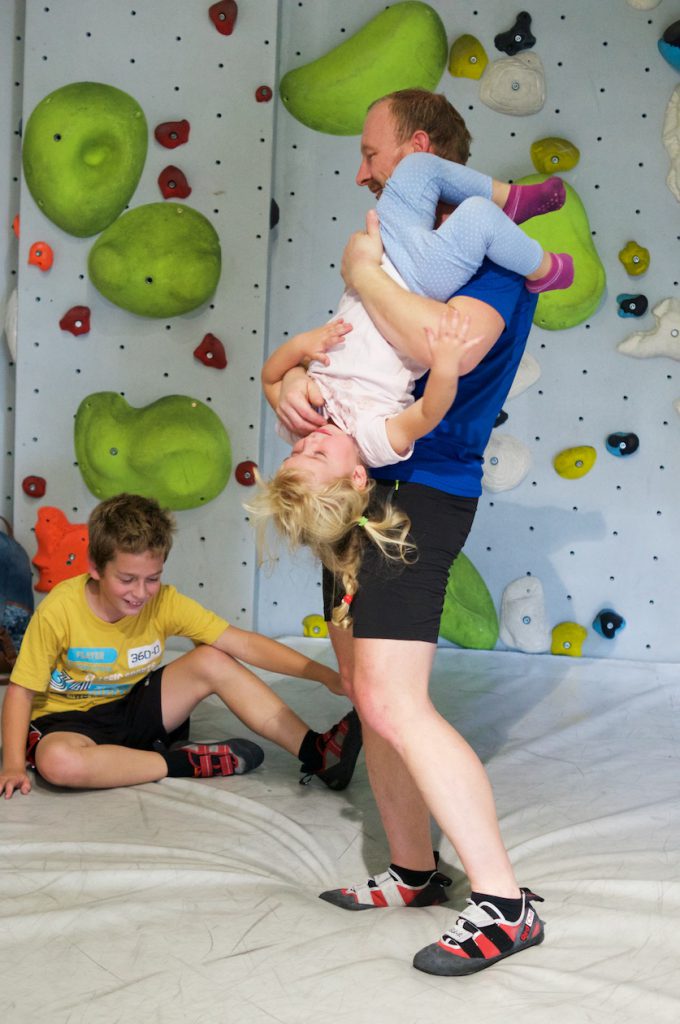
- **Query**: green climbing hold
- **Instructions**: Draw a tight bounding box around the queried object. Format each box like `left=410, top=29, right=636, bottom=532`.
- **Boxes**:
left=74, top=392, right=232, bottom=510
left=439, top=552, right=499, bottom=650
left=22, top=81, right=148, bottom=237
left=88, top=203, right=221, bottom=317
left=518, top=174, right=606, bottom=331
left=279, top=2, right=448, bottom=135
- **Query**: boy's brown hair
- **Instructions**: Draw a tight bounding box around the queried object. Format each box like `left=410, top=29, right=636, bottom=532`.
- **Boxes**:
left=371, top=88, right=472, bottom=165
left=88, top=494, right=176, bottom=572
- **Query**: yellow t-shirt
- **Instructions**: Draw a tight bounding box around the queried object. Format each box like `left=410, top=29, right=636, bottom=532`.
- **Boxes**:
left=10, top=574, right=229, bottom=718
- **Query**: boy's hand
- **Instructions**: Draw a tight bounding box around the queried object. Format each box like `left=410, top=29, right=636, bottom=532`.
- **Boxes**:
left=424, top=307, right=481, bottom=380
left=295, top=318, right=352, bottom=366
left=0, top=767, right=32, bottom=799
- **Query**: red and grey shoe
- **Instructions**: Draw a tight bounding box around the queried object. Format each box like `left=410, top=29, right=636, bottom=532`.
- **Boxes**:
left=413, top=887, right=545, bottom=976
left=178, top=739, right=264, bottom=778
left=319, top=863, right=452, bottom=911
left=300, top=709, right=363, bottom=791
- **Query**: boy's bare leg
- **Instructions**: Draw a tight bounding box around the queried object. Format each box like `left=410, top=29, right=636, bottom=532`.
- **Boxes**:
left=160, top=646, right=309, bottom=754
left=35, top=732, right=168, bottom=788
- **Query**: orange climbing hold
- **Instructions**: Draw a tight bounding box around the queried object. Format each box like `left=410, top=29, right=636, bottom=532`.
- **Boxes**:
left=32, top=507, right=89, bottom=592
left=12, top=214, right=20, bottom=238
left=28, top=241, right=54, bottom=271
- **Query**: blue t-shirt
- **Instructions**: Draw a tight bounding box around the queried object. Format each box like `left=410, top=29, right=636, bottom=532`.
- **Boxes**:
left=371, top=259, right=537, bottom=497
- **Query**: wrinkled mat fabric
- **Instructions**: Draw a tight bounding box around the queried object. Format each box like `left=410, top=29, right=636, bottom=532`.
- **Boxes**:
left=1, top=643, right=678, bottom=1024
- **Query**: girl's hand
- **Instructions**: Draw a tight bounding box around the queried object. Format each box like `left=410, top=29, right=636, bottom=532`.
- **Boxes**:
left=295, top=318, right=352, bottom=366
left=424, top=307, right=483, bottom=380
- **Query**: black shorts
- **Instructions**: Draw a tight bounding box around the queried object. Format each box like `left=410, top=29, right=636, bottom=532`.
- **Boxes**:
left=323, top=480, right=478, bottom=643
left=26, top=667, right=190, bottom=767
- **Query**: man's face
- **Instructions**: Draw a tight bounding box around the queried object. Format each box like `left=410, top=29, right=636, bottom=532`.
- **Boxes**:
left=356, top=101, right=413, bottom=198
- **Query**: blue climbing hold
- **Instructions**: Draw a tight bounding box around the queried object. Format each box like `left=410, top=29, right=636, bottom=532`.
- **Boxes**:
left=658, top=20, right=680, bottom=74
left=606, top=432, right=639, bottom=457
left=617, top=293, right=648, bottom=318
left=494, top=11, right=535, bottom=56
left=593, top=609, right=626, bottom=639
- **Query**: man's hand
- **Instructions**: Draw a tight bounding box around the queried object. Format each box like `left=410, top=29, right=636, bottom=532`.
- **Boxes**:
left=425, top=307, right=482, bottom=381
left=341, top=209, right=384, bottom=290
left=276, top=366, right=327, bottom=437
left=0, top=767, right=32, bottom=799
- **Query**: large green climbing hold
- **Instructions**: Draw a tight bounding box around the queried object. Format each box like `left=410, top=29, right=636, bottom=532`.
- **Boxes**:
left=74, top=393, right=231, bottom=510
left=518, top=174, right=606, bottom=331
left=439, top=553, right=499, bottom=650
left=22, top=81, right=147, bottom=237
left=88, top=203, right=221, bottom=317
left=279, top=2, right=448, bottom=135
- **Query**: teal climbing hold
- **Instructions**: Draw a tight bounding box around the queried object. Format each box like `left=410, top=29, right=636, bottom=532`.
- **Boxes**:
left=74, top=392, right=231, bottom=510
left=439, top=552, right=499, bottom=650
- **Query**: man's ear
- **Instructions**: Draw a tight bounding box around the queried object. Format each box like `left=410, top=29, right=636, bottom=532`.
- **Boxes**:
left=410, top=129, right=432, bottom=153
left=351, top=464, right=369, bottom=490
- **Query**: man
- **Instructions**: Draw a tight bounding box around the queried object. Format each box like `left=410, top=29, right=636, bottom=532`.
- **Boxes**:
left=276, top=90, right=545, bottom=977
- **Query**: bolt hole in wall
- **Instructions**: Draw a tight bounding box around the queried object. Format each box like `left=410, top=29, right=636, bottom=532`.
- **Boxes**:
left=261, top=0, right=680, bottom=661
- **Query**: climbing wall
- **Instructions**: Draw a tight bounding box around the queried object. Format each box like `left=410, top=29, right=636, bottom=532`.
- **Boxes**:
left=11, top=1, right=278, bottom=627
left=260, top=0, right=680, bottom=662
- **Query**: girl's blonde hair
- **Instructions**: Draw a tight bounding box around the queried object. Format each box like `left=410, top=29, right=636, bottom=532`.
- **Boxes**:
left=245, top=468, right=415, bottom=628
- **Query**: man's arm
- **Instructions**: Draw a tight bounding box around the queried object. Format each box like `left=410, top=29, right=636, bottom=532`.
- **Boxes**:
left=262, top=319, right=352, bottom=412
left=0, top=683, right=35, bottom=798
left=342, top=210, right=505, bottom=375
left=212, top=626, right=343, bottom=695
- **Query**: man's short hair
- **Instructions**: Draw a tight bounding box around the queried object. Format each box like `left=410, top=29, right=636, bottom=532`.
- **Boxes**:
left=372, top=89, right=472, bottom=164
left=88, top=493, right=175, bottom=572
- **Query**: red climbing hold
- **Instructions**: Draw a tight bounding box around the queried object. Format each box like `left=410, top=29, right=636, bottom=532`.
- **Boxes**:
left=194, top=333, right=227, bottom=369
left=28, top=241, right=53, bottom=271
left=154, top=120, right=190, bottom=149
left=22, top=476, right=46, bottom=499
left=235, top=460, right=257, bottom=486
left=158, top=165, right=192, bottom=199
left=209, top=1, right=238, bottom=35
left=12, top=214, right=20, bottom=238
left=255, top=85, right=273, bottom=103
left=59, top=306, right=91, bottom=336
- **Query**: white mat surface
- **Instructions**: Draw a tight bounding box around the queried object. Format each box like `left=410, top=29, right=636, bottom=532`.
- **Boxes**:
left=1, top=643, right=679, bottom=1024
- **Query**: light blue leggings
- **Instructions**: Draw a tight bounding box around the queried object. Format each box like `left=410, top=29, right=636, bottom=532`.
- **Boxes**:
left=377, top=152, right=543, bottom=301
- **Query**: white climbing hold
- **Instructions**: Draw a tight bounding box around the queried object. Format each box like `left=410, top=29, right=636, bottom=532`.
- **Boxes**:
left=618, top=297, right=680, bottom=360
left=507, top=351, right=541, bottom=399
left=499, top=576, right=551, bottom=653
left=482, top=433, right=531, bottom=492
left=2, top=288, right=17, bottom=361
left=479, top=52, right=546, bottom=115
left=663, top=84, right=680, bottom=204
left=626, top=0, right=662, bottom=10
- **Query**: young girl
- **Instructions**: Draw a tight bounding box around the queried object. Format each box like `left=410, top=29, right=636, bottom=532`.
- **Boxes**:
left=249, top=156, right=572, bottom=622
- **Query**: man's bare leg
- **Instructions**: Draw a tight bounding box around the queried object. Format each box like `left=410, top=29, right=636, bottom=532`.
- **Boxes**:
left=352, top=637, right=519, bottom=897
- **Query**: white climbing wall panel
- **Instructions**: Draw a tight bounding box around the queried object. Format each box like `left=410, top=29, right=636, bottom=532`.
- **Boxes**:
left=12, top=0, right=278, bottom=629
left=261, top=0, right=680, bottom=662
left=6, top=1, right=679, bottom=663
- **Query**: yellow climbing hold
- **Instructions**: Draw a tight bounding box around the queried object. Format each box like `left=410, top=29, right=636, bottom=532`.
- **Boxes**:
left=302, top=614, right=328, bottom=639
left=618, top=240, right=650, bottom=276
left=530, top=137, right=580, bottom=174
left=448, top=34, right=488, bottom=79
left=553, top=445, right=597, bottom=479
left=551, top=622, right=587, bottom=657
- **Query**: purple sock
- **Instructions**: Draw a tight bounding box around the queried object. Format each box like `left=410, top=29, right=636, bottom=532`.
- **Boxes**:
left=503, top=177, right=566, bottom=224
left=526, top=252, right=574, bottom=293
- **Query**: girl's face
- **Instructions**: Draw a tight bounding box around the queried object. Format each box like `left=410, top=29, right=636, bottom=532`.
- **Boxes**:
left=284, top=425, right=367, bottom=489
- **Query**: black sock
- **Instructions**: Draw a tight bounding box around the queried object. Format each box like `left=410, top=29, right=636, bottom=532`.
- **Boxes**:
left=298, top=729, right=322, bottom=771
left=160, top=749, right=195, bottom=778
left=390, top=862, right=436, bottom=887
left=470, top=891, right=524, bottom=921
